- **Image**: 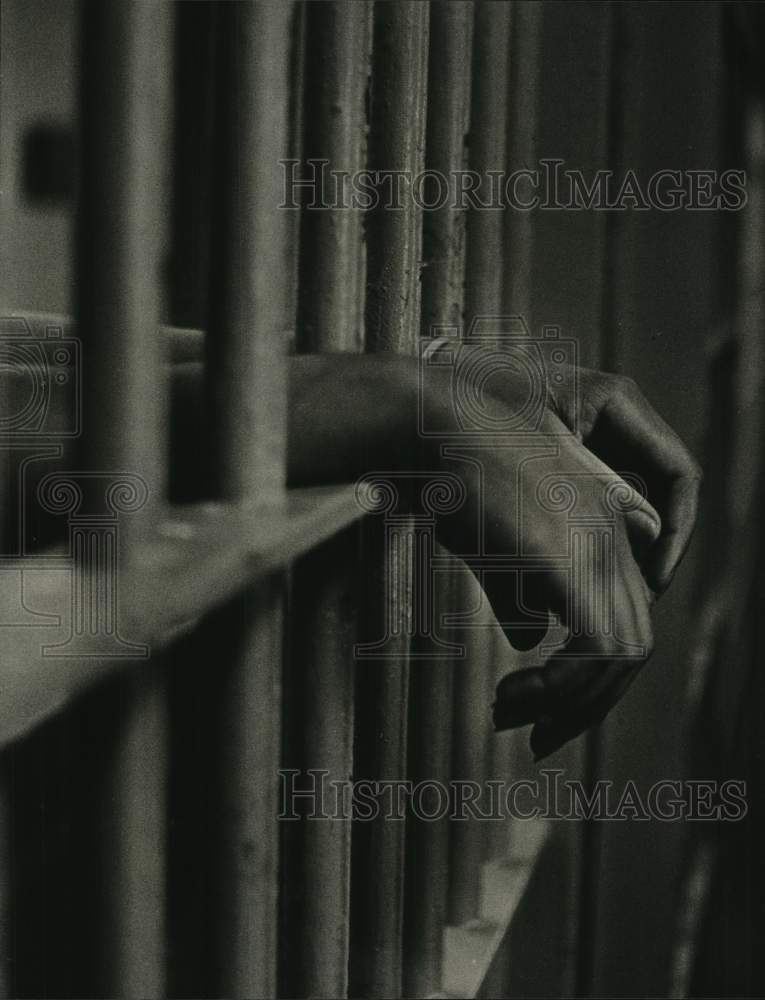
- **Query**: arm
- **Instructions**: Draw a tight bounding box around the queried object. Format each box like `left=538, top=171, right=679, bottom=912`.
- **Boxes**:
left=172, top=352, right=679, bottom=759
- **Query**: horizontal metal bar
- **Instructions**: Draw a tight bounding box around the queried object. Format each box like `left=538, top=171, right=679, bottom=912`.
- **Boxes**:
left=0, top=484, right=367, bottom=751
left=441, top=818, right=550, bottom=998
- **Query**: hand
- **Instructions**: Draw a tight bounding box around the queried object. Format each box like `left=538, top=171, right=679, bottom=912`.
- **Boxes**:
left=281, top=350, right=697, bottom=759
left=489, top=362, right=702, bottom=594
left=431, top=405, right=661, bottom=760
left=478, top=359, right=700, bottom=757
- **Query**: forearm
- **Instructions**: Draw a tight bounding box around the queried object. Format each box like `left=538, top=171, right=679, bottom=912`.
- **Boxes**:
left=286, top=353, right=424, bottom=486
left=170, top=353, right=429, bottom=498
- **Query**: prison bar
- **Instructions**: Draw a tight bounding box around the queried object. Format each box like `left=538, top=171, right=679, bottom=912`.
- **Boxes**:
left=201, top=2, right=294, bottom=996
left=585, top=5, right=720, bottom=993
left=349, top=3, right=429, bottom=997
left=523, top=4, right=615, bottom=993
left=0, top=1, right=716, bottom=997
left=280, top=3, right=370, bottom=997
left=77, top=1, right=173, bottom=994
left=502, top=0, right=542, bottom=321
left=402, top=3, right=473, bottom=995
left=448, top=0, right=514, bottom=925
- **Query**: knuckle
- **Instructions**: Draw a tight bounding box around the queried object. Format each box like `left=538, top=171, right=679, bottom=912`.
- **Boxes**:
left=610, top=372, right=639, bottom=396
left=686, top=456, right=704, bottom=483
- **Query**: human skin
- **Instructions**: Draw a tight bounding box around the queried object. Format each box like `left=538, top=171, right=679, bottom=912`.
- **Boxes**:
left=171, top=350, right=701, bottom=759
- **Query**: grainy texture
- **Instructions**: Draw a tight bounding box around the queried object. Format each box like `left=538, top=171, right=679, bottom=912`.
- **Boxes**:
left=77, top=2, right=172, bottom=994
left=364, top=1, right=429, bottom=357
left=449, top=0, right=513, bottom=925
left=281, top=5, right=370, bottom=996
left=505, top=4, right=615, bottom=994
left=204, top=2, right=293, bottom=997
left=206, top=1, right=290, bottom=504
left=350, top=4, right=429, bottom=997
left=590, top=5, right=722, bottom=994
left=296, top=1, right=370, bottom=354
left=403, top=4, right=473, bottom=994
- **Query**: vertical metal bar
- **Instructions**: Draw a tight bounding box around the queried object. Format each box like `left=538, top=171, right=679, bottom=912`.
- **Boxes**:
left=281, top=4, right=370, bottom=997
left=79, top=0, right=170, bottom=522
left=295, top=1, right=370, bottom=355
left=77, top=2, right=172, bottom=995
left=207, top=0, right=291, bottom=505
left=586, top=5, right=720, bottom=995
left=0, top=13, right=13, bottom=982
left=528, top=0, right=610, bottom=367
left=540, top=8, right=613, bottom=995
left=281, top=530, right=360, bottom=999
left=350, top=3, right=429, bottom=997
left=420, top=1, right=473, bottom=337
left=204, top=3, right=293, bottom=998
left=403, top=3, right=473, bottom=995
left=464, top=0, right=512, bottom=326
left=502, top=0, right=542, bottom=322
left=501, top=5, right=613, bottom=994
left=170, top=0, right=218, bottom=330
left=448, top=0, right=512, bottom=925
left=364, top=1, right=429, bottom=355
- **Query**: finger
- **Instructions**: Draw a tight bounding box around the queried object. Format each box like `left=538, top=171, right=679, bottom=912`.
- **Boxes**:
left=615, top=478, right=662, bottom=554
left=644, top=473, right=701, bottom=593
left=529, top=558, right=653, bottom=756
left=515, top=532, right=652, bottom=750
left=493, top=659, right=602, bottom=730
left=583, top=377, right=701, bottom=589
left=556, top=427, right=663, bottom=565
left=530, top=660, right=642, bottom=760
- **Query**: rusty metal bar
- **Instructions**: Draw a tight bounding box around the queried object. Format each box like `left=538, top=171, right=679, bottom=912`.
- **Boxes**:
left=350, top=3, right=429, bottom=997
left=77, top=1, right=172, bottom=994
left=364, top=1, right=429, bottom=355
left=464, top=0, right=512, bottom=325
left=295, top=1, right=370, bottom=355
left=281, top=4, right=370, bottom=997
left=448, top=0, right=513, bottom=926
left=403, top=3, right=473, bottom=995
left=204, top=2, right=294, bottom=997
left=420, top=1, right=473, bottom=337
